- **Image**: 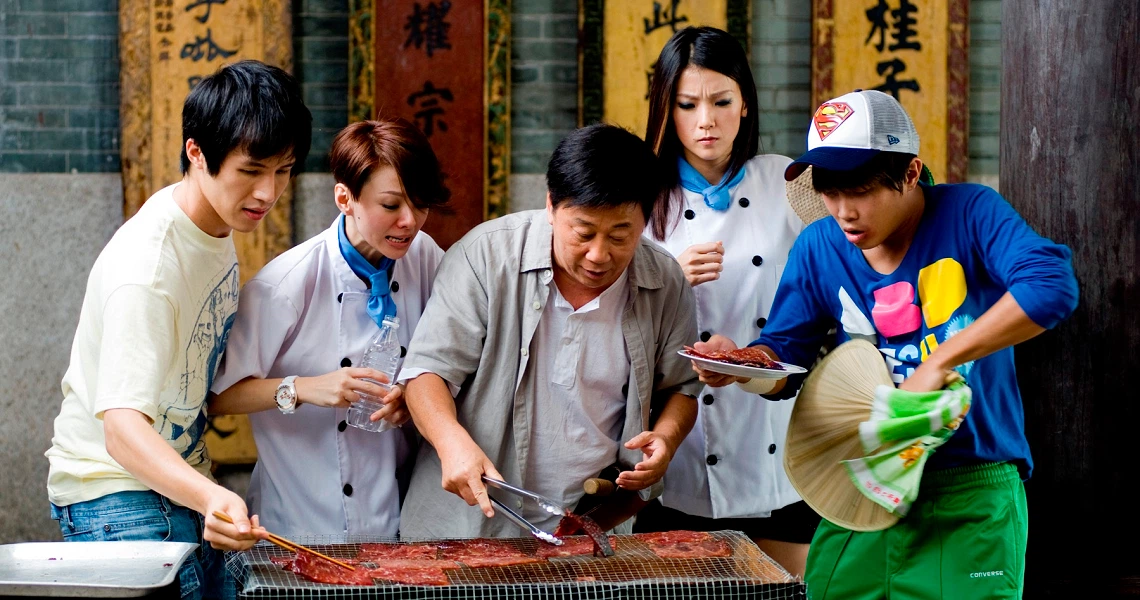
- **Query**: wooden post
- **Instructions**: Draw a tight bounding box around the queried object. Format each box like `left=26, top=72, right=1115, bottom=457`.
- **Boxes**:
left=1002, top=2, right=1140, bottom=597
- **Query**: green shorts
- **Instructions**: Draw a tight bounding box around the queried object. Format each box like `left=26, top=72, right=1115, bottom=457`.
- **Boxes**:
left=805, top=462, right=1027, bottom=600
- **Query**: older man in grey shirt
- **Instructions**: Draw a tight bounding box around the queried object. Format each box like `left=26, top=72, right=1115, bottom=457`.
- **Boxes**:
left=398, top=124, right=701, bottom=539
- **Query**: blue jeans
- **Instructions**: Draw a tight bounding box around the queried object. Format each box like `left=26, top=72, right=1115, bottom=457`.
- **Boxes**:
left=50, top=490, right=230, bottom=600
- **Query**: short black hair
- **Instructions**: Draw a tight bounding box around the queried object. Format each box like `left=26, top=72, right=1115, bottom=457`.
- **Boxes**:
left=645, top=26, right=760, bottom=240
left=180, top=60, right=312, bottom=176
left=330, top=118, right=450, bottom=211
left=546, top=123, right=664, bottom=221
left=811, top=152, right=916, bottom=196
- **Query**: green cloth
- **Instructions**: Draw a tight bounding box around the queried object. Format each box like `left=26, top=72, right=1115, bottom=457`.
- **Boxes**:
left=841, top=382, right=972, bottom=516
left=806, top=462, right=1027, bottom=600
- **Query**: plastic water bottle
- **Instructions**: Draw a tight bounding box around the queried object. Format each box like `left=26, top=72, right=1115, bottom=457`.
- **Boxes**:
left=346, top=316, right=401, bottom=433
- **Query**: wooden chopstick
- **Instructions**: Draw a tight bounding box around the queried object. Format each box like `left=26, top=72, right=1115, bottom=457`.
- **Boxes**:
left=211, top=511, right=356, bottom=571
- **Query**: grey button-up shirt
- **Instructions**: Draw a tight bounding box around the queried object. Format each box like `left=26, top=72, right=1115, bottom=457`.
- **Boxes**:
left=399, top=209, right=701, bottom=539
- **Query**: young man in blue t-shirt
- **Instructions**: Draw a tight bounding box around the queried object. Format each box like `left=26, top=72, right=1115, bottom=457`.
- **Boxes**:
left=694, top=90, right=1078, bottom=599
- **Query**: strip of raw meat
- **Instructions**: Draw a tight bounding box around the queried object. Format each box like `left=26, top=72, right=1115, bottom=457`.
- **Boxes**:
left=435, top=539, right=545, bottom=567
left=684, top=345, right=784, bottom=370
left=366, top=564, right=451, bottom=586
left=633, top=531, right=733, bottom=559
left=269, top=554, right=294, bottom=566
left=279, top=551, right=454, bottom=586
left=357, top=543, right=439, bottom=561
left=437, top=539, right=528, bottom=560
left=288, top=552, right=375, bottom=585
left=552, top=517, right=579, bottom=538
left=536, top=535, right=619, bottom=558
left=650, top=538, right=733, bottom=559
left=455, top=555, right=546, bottom=568
left=632, top=531, right=710, bottom=545
left=554, top=513, right=615, bottom=557
left=363, top=559, right=461, bottom=570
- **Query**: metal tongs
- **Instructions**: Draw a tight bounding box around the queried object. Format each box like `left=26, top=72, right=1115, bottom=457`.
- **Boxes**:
left=482, top=476, right=565, bottom=546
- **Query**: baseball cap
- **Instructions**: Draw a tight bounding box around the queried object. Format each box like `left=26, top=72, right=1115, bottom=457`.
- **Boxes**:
left=784, top=90, right=933, bottom=225
left=784, top=90, right=920, bottom=182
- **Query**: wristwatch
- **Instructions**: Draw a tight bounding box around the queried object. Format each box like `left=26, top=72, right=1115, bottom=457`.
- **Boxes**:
left=275, top=375, right=298, bottom=414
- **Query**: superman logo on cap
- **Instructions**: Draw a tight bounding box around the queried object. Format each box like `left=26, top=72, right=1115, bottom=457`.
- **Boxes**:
left=813, top=102, right=854, bottom=141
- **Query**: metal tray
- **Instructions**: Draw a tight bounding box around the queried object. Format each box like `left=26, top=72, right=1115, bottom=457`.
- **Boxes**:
left=0, top=541, right=197, bottom=597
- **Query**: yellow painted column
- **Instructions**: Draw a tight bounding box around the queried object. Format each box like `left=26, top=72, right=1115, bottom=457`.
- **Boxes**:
left=603, top=0, right=727, bottom=138
left=120, top=0, right=294, bottom=464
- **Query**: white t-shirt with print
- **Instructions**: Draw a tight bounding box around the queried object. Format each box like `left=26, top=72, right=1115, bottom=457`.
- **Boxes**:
left=46, top=183, right=239, bottom=507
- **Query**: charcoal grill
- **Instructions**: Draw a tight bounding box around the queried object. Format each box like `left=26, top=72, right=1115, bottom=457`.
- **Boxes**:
left=227, top=531, right=806, bottom=599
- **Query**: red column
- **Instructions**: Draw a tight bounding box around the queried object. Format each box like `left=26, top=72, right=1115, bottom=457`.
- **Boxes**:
left=375, top=1, right=485, bottom=249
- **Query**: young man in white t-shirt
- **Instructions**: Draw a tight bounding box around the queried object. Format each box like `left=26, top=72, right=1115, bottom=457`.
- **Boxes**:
left=45, top=60, right=312, bottom=600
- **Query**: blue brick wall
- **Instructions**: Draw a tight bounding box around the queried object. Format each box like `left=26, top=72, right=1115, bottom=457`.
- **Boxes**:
left=0, top=0, right=120, bottom=172
left=510, top=0, right=578, bottom=174
left=295, top=0, right=348, bottom=173
left=752, top=0, right=812, bottom=159
left=0, top=0, right=347, bottom=174
left=968, top=0, right=1000, bottom=178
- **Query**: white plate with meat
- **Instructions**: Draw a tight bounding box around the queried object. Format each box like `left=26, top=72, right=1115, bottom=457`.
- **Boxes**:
left=679, top=346, right=807, bottom=380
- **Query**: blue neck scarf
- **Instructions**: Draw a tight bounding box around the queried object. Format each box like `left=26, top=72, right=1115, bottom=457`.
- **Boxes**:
left=677, top=156, right=746, bottom=211
left=338, top=215, right=396, bottom=328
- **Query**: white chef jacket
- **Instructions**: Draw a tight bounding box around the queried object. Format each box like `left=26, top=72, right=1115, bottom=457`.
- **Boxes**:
left=211, top=218, right=443, bottom=536
left=649, top=154, right=806, bottom=519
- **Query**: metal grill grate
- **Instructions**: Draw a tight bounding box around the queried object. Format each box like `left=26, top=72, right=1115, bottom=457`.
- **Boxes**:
left=227, top=531, right=806, bottom=599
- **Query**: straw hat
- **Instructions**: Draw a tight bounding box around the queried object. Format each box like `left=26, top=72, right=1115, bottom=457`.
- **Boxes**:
left=783, top=339, right=899, bottom=531
left=785, top=166, right=831, bottom=226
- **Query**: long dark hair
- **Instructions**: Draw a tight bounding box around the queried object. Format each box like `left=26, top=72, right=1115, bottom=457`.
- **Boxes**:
left=645, top=26, right=760, bottom=240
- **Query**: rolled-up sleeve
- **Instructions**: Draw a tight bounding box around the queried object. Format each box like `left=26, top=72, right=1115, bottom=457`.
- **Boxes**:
left=94, top=285, right=177, bottom=421
left=400, top=242, right=489, bottom=388
left=211, top=280, right=300, bottom=394
left=967, top=186, right=1079, bottom=329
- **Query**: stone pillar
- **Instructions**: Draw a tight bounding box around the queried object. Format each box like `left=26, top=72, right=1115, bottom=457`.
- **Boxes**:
left=1001, top=3, right=1139, bottom=597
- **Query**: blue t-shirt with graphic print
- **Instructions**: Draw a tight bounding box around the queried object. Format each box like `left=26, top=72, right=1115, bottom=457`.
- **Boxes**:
left=757, top=182, right=1078, bottom=478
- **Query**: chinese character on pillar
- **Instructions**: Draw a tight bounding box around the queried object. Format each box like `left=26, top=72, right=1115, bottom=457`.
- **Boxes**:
left=404, top=1, right=453, bottom=58
left=185, top=0, right=226, bottom=23
left=643, top=0, right=688, bottom=34
left=861, top=0, right=921, bottom=101
left=406, top=81, right=453, bottom=137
